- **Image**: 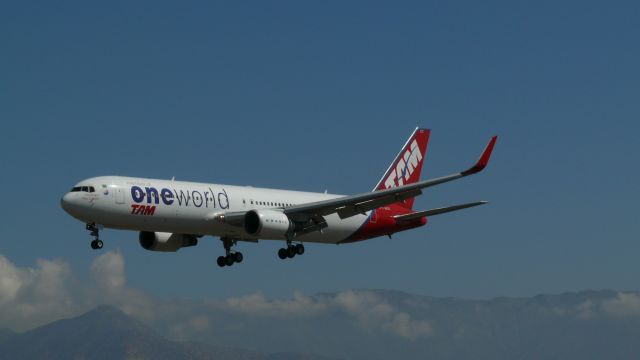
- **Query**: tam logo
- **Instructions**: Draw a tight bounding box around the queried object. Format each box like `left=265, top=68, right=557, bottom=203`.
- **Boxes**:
left=131, top=204, right=156, bottom=216
left=383, top=139, right=423, bottom=189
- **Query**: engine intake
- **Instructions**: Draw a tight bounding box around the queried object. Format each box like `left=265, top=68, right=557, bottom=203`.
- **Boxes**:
left=244, top=209, right=293, bottom=239
left=139, top=231, right=198, bottom=252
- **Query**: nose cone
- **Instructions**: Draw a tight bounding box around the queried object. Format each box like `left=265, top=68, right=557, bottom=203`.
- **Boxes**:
left=60, top=193, right=72, bottom=213
left=60, top=192, right=80, bottom=216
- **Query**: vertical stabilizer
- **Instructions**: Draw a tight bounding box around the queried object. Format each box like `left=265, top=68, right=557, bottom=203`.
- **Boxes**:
left=372, top=128, right=430, bottom=209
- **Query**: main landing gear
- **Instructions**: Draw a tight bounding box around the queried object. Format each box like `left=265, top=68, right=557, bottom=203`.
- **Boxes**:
left=86, top=223, right=103, bottom=250
left=217, top=238, right=243, bottom=267
left=278, top=235, right=305, bottom=260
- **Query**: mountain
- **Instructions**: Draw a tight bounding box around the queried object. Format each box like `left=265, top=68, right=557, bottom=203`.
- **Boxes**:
left=2, top=290, right=640, bottom=360
left=0, top=305, right=337, bottom=360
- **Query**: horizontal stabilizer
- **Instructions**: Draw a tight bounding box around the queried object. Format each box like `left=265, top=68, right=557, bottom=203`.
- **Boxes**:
left=394, top=201, right=488, bottom=221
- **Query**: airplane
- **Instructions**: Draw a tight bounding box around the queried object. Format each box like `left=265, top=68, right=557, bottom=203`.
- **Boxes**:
left=60, top=128, right=497, bottom=268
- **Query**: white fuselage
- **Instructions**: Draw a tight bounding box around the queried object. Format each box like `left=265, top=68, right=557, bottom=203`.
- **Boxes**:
left=61, top=176, right=369, bottom=244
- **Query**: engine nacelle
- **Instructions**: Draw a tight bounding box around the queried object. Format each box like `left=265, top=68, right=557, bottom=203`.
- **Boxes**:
left=244, top=209, right=293, bottom=239
left=138, top=231, right=198, bottom=252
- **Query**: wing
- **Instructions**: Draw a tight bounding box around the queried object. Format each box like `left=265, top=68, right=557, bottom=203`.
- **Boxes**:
left=284, top=135, right=497, bottom=221
left=393, top=201, right=488, bottom=222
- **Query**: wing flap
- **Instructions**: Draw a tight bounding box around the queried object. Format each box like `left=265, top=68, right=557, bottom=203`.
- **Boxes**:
left=336, top=189, right=422, bottom=219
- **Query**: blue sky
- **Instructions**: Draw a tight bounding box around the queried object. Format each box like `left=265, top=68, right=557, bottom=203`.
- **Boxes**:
left=0, top=0, right=638, bottom=300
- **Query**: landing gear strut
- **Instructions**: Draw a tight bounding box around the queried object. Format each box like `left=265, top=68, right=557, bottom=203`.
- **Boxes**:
left=217, top=238, right=243, bottom=267
left=278, top=233, right=304, bottom=260
left=86, top=223, right=103, bottom=250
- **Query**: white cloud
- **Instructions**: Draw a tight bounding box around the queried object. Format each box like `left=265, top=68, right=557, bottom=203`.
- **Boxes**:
left=91, top=251, right=126, bottom=290
left=575, top=299, right=596, bottom=319
left=552, top=292, right=640, bottom=320
left=86, top=251, right=155, bottom=321
left=0, top=255, right=75, bottom=331
left=0, top=251, right=156, bottom=331
left=332, top=290, right=432, bottom=340
left=168, top=314, right=211, bottom=341
left=602, top=293, right=640, bottom=317
left=210, top=289, right=432, bottom=340
left=0, top=252, right=433, bottom=341
left=220, top=290, right=328, bottom=317
left=0, top=255, right=24, bottom=304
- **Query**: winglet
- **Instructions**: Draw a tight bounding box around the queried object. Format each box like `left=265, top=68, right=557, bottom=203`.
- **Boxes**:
left=462, top=136, right=497, bottom=176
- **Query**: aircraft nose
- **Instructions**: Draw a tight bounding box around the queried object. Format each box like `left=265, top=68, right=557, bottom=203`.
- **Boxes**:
left=60, top=192, right=77, bottom=215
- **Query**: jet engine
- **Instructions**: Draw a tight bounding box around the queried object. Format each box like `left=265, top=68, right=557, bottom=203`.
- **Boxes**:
left=138, top=231, right=198, bottom=252
left=244, top=209, right=293, bottom=239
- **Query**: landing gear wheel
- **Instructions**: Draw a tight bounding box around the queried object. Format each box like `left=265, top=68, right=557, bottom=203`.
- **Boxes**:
left=278, top=248, right=288, bottom=260
left=90, top=240, right=103, bottom=250
left=295, top=244, right=305, bottom=255
left=217, top=256, right=226, bottom=267
left=287, top=246, right=296, bottom=258
left=219, top=238, right=244, bottom=268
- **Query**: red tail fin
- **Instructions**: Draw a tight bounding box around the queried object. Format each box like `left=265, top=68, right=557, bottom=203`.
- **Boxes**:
left=373, top=128, right=430, bottom=209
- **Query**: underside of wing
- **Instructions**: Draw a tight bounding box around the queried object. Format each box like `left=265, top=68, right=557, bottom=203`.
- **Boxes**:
left=394, top=201, right=488, bottom=222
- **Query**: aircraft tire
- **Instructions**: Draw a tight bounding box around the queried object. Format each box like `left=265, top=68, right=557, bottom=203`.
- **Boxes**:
left=278, top=248, right=288, bottom=260
left=225, top=255, right=235, bottom=266
left=287, top=246, right=296, bottom=258
left=295, top=244, right=305, bottom=255
left=234, top=252, right=243, bottom=263
left=217, top=256, right=226, bottom=267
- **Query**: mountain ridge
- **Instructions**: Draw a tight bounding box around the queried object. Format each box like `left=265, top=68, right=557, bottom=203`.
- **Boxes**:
left=0, top=305, right=338, bottom=360
left=1, top=289, right=639, bottom=360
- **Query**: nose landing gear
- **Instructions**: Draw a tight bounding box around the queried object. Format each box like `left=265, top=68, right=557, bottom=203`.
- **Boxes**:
left=86, top=223, right=103, bottom=250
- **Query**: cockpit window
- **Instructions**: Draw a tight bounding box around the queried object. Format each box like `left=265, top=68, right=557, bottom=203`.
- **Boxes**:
left=70, top=186, right=96, bottom=193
